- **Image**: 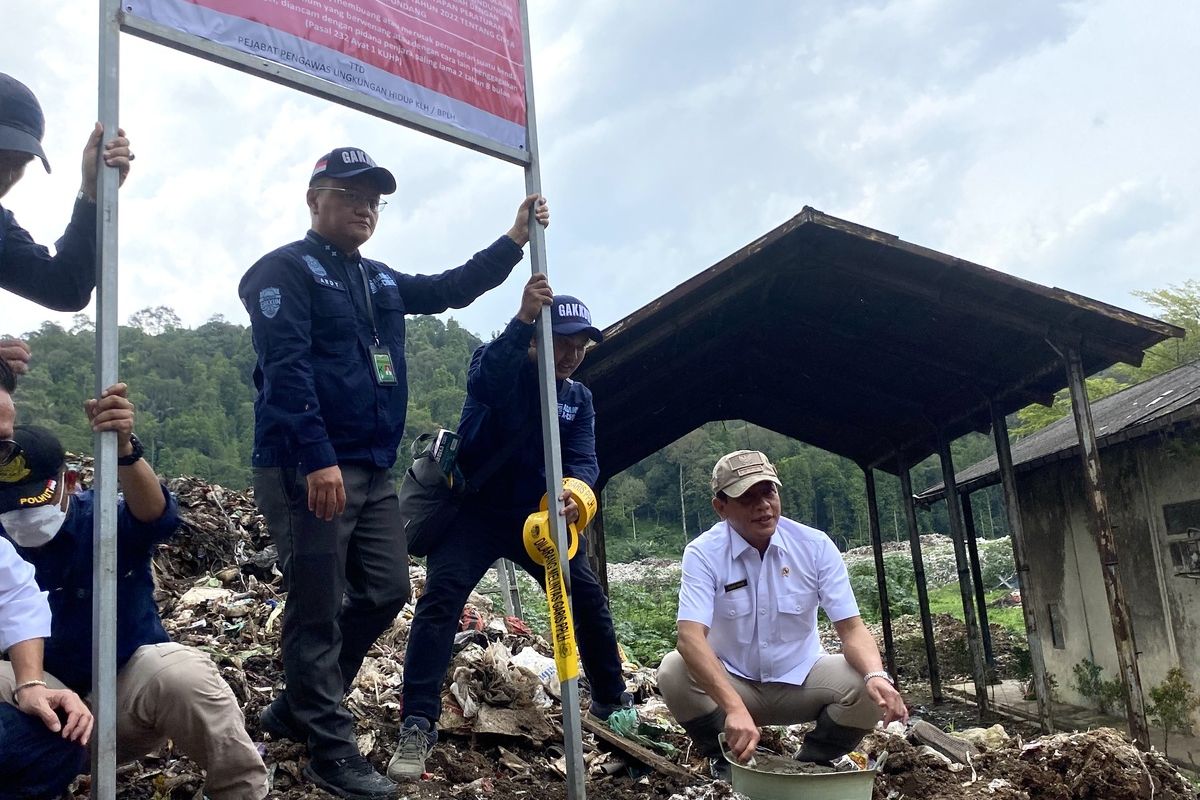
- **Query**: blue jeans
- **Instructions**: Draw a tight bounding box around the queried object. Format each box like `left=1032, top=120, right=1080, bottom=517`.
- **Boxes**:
left=402, top=503, right=625, bottom=724
left=0, top=703, right=87, bottom=800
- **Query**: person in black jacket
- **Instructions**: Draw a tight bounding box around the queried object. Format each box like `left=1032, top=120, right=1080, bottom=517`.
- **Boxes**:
left=0, top=73, right=133, bottom=374
left=388, top=276, right=629, bottom=780
left=241, top=146, right=547, bottom=800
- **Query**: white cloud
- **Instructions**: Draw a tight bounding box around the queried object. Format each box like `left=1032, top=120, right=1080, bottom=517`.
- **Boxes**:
left=2, top=0, right=1197, bottom=344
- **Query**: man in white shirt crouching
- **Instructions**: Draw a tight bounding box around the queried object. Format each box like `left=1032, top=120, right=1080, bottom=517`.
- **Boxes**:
left=658, top=450, right=908, bottom=776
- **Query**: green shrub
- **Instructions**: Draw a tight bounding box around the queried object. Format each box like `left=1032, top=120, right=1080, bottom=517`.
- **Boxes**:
left=1148, top=667, right=1200, bottom=757
left=1072, top=658, right=1124, bottom=714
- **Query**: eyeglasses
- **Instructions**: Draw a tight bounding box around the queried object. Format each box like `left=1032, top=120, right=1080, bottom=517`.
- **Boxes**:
left=0, top=439, right=22, bottom=467
left=313, top=186, right=388, bottom=212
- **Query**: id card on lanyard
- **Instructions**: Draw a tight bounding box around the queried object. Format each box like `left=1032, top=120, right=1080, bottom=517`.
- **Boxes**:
left=354, top=260, right=398, bottom=386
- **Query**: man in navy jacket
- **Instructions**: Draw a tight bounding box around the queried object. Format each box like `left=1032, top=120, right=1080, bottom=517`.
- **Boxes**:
left=0, top=385, right=267, bottom=799
left=388, top=276, right=629, bottom=780
left=0, top=73, right=133, bottom=377
left=240, top=146, right=547, bottom=799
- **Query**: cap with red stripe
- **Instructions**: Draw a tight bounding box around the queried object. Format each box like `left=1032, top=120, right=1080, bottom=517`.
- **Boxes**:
left=309, top=147, right=396, bottom=194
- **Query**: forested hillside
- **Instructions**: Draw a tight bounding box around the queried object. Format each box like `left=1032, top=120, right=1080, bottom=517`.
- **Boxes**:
left=9, top=279, right=1196, bottom=559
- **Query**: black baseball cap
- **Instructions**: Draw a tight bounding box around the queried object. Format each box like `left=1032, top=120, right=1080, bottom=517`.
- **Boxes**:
left=309, top=147, right=396, bottom=194
left=551, top=295, right=603, bottom=343
left=0, top=74, right=50, bottom=173
left=0, top=425, right=65, bottom=513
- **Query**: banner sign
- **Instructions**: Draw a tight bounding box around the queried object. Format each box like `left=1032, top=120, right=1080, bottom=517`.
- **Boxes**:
left=124, top=0, right=527, bottom=152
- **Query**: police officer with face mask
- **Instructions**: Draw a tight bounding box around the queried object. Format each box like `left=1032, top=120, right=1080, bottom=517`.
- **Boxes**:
left=0, top=384, right=270, bottom=800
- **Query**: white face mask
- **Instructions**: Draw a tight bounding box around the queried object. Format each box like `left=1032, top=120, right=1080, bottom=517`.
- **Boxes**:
left=1, top=499, right=69, bottom=548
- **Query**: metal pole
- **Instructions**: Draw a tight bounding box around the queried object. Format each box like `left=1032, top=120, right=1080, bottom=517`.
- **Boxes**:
left=936, top=433, right=989, bottom=714
left=990, top=403, right=1053, bottom=733
left=92, top=2, right=122, bottom=797
left=495, top=560, right=516, bottom=618
left=898, top=460, right=942, bottom=701
left=1063, top=348, right=1149, bottom=747
left=863, top=467, right=896, bottom=683
left=960, top=493, right=994, bottom=670
left=517, top=3, right=585, bottom=796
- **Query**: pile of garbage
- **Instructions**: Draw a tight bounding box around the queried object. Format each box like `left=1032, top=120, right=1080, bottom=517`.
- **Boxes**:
left=64, top=475, right=1199, bottom=799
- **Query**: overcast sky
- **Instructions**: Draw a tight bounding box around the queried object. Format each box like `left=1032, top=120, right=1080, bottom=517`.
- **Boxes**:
left=2, top=0, right=1197, bottom=342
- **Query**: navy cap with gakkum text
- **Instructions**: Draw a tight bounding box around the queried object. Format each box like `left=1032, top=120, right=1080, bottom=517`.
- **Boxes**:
left=551, top=295, right=603, bottom=343
left=309, top=147, right=396, bottom=194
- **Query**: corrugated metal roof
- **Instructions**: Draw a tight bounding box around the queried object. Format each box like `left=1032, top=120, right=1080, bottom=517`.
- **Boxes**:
left=576, top=207, right=1184, bottom=484
left=916, top=361, right=1200, bottom=502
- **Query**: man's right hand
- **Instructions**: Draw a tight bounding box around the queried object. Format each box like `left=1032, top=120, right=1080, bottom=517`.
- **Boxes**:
left=307, top=465, right=346, bottom=520
left=16, top=684, right=93, bottom=745
left=517, top=273, right=554, bottom=324
left=724, top=707, right=760, bottom=763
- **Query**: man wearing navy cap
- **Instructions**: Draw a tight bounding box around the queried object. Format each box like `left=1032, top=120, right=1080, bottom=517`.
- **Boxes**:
left=0, top=386, right=268, bottom=799
left=0, top=73, right=134, bottom=376
left=389, top=276, right=630, bottom=779
left=240, top=147, right=548, bottom=798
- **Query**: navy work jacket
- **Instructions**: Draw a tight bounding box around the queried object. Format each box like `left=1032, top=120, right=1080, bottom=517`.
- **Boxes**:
left=456, top=317, right=599, bottom=516
left=3, top=487, right=180, bottom=694
left=239, top=231, right=523, bottom=473
left=0, top=199, right=97, bottom=311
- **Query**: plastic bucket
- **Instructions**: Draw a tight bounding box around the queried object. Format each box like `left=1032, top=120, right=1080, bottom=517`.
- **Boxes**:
left=717, top=734, right=883, bottom=800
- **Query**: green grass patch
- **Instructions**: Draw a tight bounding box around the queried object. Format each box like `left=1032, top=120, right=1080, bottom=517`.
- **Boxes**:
left=925, top=584, right=1026, bottom=633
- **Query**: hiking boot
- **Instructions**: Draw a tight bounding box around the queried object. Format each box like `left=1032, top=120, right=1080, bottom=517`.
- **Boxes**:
left=259, top=697, right=304, bottom=742
left=589, top=690, right=634, bottom=721
left=387, top=716, right=437, bottom=780
left=910, top=719, right=978, bottom=765
left=303, top=754, right=397, bottom=799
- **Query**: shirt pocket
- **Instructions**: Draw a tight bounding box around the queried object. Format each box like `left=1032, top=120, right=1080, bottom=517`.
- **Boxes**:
left=714, top=591, right=755, bottom=644
left=310, top=284, right=357, bottom=349
left=776, top=589, right=817, bottom=643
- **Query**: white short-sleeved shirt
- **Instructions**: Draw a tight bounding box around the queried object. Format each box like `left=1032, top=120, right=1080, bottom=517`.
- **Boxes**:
left=0, top=535, right=52, bottom=652
left=677, top=516, right=859, bottom=686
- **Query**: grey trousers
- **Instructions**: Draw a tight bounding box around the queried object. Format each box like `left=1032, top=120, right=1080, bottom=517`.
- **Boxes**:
left=656, top=650, right=881, bottom=730
left=1, top=643, right=268, bottom=800
left=253, top=464, right=410, bottom=761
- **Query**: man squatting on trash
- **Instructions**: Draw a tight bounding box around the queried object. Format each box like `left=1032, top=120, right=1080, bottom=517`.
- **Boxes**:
left=0, top=381, right=268, bottom=799
left=388, top=276, right=632, bottom=780
left=658, top=450, right=909, bottom=775
left=0, top=359, right=93, bottom=800
left=241, top=145, right=548, bottom=799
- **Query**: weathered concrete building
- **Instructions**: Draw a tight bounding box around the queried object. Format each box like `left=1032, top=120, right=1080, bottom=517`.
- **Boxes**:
left=925, top=363, right=1200, bottom=732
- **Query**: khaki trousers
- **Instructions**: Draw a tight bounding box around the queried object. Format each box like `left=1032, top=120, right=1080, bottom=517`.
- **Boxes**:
left=1, top=642, right=267, bottom=800
left=656, top=650, right=881, bottom=730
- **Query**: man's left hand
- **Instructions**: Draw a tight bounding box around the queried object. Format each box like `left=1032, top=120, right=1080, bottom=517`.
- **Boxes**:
left=80, top=123, right=133, bottom=202
left=866, top=676, right=909, bottom=724
left=84, top=382, right=135, bottom=454
left=559, top=490, right=580, bottom=526
left=0, top=337, right=31, bottom=375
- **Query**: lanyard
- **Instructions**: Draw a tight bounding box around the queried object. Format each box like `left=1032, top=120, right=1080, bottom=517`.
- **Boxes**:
left=353, top=259, right=381, bottom=345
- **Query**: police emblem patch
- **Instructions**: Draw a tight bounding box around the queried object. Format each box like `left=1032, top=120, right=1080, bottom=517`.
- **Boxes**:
left=303, top=255, right=328, bottom=277
left=259, top=287, right=282, bottom=318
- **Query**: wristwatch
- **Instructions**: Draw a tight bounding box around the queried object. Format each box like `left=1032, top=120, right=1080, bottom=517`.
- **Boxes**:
left=863, top=670, right=895, bottom=686
left=117, top=434, right=145, bottom=466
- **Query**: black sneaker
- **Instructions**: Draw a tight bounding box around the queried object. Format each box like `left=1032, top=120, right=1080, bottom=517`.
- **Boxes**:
left=259, top=697, right=304, bottom=742
left=303, top=754, right=397, bottom=799
left=589, top=690, right=635, bottom=721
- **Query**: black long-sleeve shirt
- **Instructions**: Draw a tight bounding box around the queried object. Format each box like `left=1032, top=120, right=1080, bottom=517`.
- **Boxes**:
left=0, top=199, right=97, bottom=311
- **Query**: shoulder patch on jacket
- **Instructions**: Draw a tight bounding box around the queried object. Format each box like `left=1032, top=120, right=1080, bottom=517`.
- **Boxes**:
left=259, top=287, right=282, bottom=318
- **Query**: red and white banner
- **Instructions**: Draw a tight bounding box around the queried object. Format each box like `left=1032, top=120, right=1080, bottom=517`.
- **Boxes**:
left=125, top=0, right=527, bottom=151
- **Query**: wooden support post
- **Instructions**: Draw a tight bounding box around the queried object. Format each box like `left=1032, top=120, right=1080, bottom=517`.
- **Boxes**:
left=1064, top=347, right=1149, bottom=748
left=864, top=467, right=897, bottom=683
left=898, top=460, right=942, bottom=702
left=961, top=493, right=995, bottom=670
left=589, top=503, right=609, bottom=596
left=937, top=432, right=989, bottom=714
left=990, top=403, right=1053, bottom=733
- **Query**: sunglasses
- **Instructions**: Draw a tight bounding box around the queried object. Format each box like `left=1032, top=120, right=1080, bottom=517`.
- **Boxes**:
left=0, top=439, right=21, bottom=467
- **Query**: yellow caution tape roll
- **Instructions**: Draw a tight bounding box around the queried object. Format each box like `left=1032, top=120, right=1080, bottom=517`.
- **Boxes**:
left=521, top=478, right=598, bottom=682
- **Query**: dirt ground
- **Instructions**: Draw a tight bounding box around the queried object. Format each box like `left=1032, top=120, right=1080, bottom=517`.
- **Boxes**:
left=63, top=475, right=1200, bottom=800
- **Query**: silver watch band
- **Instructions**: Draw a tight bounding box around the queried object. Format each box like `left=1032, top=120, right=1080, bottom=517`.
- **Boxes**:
left=863, top=670, right=894, bottom=686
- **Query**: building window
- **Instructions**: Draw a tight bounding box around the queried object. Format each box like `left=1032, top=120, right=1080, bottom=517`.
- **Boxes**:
left=1047, top=603, right=1065, bottom=649
left=1163, top=499, right=1200, bottom=578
